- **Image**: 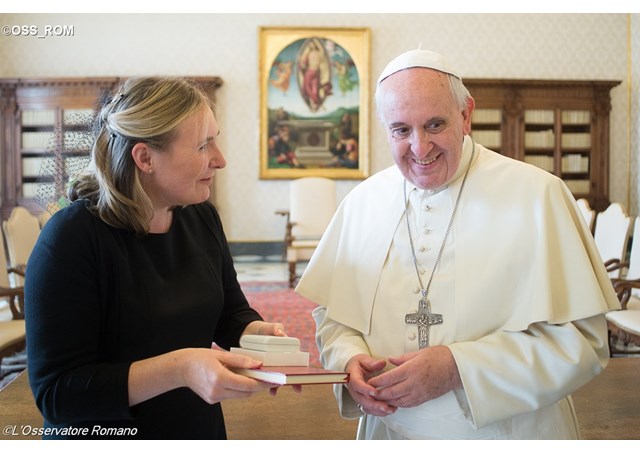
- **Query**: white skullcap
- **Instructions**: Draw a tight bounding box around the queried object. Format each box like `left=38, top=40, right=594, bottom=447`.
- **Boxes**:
left=377, top=49, right=461, bottom=85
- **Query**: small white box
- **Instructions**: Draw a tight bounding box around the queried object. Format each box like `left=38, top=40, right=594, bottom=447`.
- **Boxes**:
left=239, top=335, right=301, bottom=352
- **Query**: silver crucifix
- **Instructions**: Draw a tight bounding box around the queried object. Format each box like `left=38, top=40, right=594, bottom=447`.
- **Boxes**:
left=405, top=293, right=443, bottom=349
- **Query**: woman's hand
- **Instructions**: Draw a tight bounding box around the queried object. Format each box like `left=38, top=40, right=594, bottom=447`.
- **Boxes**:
left=237, top=322, right=304, bottom=395
left=212, top=339, right=302, bottom=397
left=242, top=320, right=286, bottom=337
left=128, top=347, right=276, bottom=406
left=180, top=348, right=277, bottom=404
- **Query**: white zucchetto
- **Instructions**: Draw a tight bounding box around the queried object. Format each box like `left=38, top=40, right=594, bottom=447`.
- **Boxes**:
left=377, top=49, right=461, bottom=85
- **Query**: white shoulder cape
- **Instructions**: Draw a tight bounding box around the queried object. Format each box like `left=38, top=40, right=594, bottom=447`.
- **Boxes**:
left=297, top=143, right=619, bottom=335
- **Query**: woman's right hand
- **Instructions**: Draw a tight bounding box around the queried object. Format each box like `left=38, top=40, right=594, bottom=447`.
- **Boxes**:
left=181, top=348, right=276, bottom=404
left=128, top=347, right=275, bottom=406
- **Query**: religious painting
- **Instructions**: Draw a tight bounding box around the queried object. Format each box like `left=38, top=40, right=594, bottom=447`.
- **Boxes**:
left=259, top=27, right=370, bottom=179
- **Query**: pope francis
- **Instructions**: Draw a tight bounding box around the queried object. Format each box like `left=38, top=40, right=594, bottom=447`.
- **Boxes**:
left=295, top=49, right=620, bottom=440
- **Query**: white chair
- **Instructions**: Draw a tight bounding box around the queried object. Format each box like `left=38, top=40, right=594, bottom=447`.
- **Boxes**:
left=2, top=206, right=41, bottom=286
left=276, top=177, right=336, bottom=288
left=0, top=227, right=26, bottom=378
left=576, top=198, right=595, bottom=233
left=38, top=210, right=52, bottom=229
left=606, top=217, right=640, bottom=355
left=593, top=202, right=631, bottom=278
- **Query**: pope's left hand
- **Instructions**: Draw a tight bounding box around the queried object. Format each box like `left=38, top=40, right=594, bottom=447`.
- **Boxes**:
left=366, top=345, right=462, bottom=408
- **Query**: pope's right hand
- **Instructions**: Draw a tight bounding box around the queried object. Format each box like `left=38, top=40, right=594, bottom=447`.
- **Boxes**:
left=345, top=354, right=397, bottom=417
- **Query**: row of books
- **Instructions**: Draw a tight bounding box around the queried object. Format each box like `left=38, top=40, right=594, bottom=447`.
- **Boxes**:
left=525, top=131, right=591, bottom=149
left=21, top=109, right=94, bottom=127
left=524, top=110, right=555, bottom=124
left=21, top=131, right=54, bottom=150
left=524, top=154, right=590, bottom=174
left=22, top=156, right=88, bottom=177
left=561, top=110, right=590, bottom=124
left=525, top=130, right=555, bottom=148
left=22, top=182, right=37, bottom=198
left=63, top=109, right=94, bottom=126
left=561, top=154, right=590, bottom=173
left=524, top=155, right=554, bottom=172
left=523, top=109, right=590, bottom=125
left=21, top=157, right=42, bottom=177
left=21, top=110, right=55, bottom=126
left=471, top=109, right=502, bottom=124
left=561, top=133, right=591, bottom=148
left=470, top=130, right=501, bottom=148
left=21, top=131, right=91, bottom=151
left=565, top=179, right=591, bottom=194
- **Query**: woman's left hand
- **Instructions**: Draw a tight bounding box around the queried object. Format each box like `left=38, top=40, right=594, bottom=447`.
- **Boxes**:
left=242, top=320, right=286, bottom=337
left=236, top=321, right=302, bottom=395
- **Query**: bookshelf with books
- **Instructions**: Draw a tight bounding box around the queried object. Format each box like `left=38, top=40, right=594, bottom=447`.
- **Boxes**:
left=466, top=81, right=506, bottom=156
left=0, top=76, right=223, bottom=219
left=471, top=108, right=503, bottom=152
left=0, top=78, right=120, bottom=219
left=465, top=79, right=620, bottom=211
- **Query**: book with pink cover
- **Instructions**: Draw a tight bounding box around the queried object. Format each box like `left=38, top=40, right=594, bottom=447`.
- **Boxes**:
left=234, top=366, right=349, bottom=385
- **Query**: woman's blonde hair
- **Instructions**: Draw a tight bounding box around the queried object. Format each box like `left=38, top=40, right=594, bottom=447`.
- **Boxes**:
left=69, top=77, right=213, bottom=234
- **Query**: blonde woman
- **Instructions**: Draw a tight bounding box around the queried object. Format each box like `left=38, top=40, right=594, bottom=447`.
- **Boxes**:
left=25, top=77, right=287, bottom=439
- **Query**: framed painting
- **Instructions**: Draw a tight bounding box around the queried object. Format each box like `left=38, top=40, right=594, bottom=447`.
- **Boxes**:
left=259, top=27, right=370, bottom=180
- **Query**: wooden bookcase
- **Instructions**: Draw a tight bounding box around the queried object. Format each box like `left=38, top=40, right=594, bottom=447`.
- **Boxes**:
left=0, top=76, right=223, bottom=219
left=466, top=79, right=621, bottom=212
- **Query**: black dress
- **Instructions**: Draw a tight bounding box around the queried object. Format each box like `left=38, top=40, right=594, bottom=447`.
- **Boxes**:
left=24, top=200, right=262, bottom=439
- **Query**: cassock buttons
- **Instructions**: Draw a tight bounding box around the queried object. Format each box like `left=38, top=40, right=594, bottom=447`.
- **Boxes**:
left=413, top=287, right=420, bottom=294
left=424, top=204, right=431, bottom=211
left=408, top=333, right=416, bottom=341
left=419, top=246, right=426, bottom=253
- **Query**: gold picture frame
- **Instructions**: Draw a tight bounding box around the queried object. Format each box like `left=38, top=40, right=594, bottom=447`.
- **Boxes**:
left=259, top=26, right=371, bottom=180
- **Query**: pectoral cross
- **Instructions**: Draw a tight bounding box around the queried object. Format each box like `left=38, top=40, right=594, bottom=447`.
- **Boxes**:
left=405, top=291, right=443, bottom=349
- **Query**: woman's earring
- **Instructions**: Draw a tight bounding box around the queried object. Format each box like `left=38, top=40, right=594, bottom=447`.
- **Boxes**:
left=148, top=168, right=153, bottom=174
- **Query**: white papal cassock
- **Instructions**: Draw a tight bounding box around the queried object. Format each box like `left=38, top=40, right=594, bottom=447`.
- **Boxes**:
left=296, top=136, right=620, bottom=439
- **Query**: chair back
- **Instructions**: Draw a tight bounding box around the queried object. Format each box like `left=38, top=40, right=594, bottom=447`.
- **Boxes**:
left=0, top=228, right=12, bottom=289
left=289, top=177, right=336, bottom=240
left=594, top=202, right=631, bottom=277
left=0, top=226, right=24, bottom=320
left=38, top=210, right=52, bottom=229
left=576, top=198, right=595, bottom=232
left=2, top=207, right=41, bottom=285
left=626, top=218, right=640, bottom=296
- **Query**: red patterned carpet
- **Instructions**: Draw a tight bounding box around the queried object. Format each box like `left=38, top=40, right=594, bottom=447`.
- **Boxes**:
left=241, top=281, right=321, bottom=367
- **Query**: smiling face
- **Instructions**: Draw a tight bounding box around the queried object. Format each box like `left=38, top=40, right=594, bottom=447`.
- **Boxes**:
left=377, top=68, right=474, bottom=190
left=145, top=106, right=226, bottom=209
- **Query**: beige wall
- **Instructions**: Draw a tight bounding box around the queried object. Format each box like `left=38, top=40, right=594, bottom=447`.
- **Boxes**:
left=1, top=13, right=637, bottom=240
left=631, top=14, right=639, bottom=220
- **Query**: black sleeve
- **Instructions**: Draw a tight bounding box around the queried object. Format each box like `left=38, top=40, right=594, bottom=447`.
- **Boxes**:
left=24, top=205, right=132, bottom=425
